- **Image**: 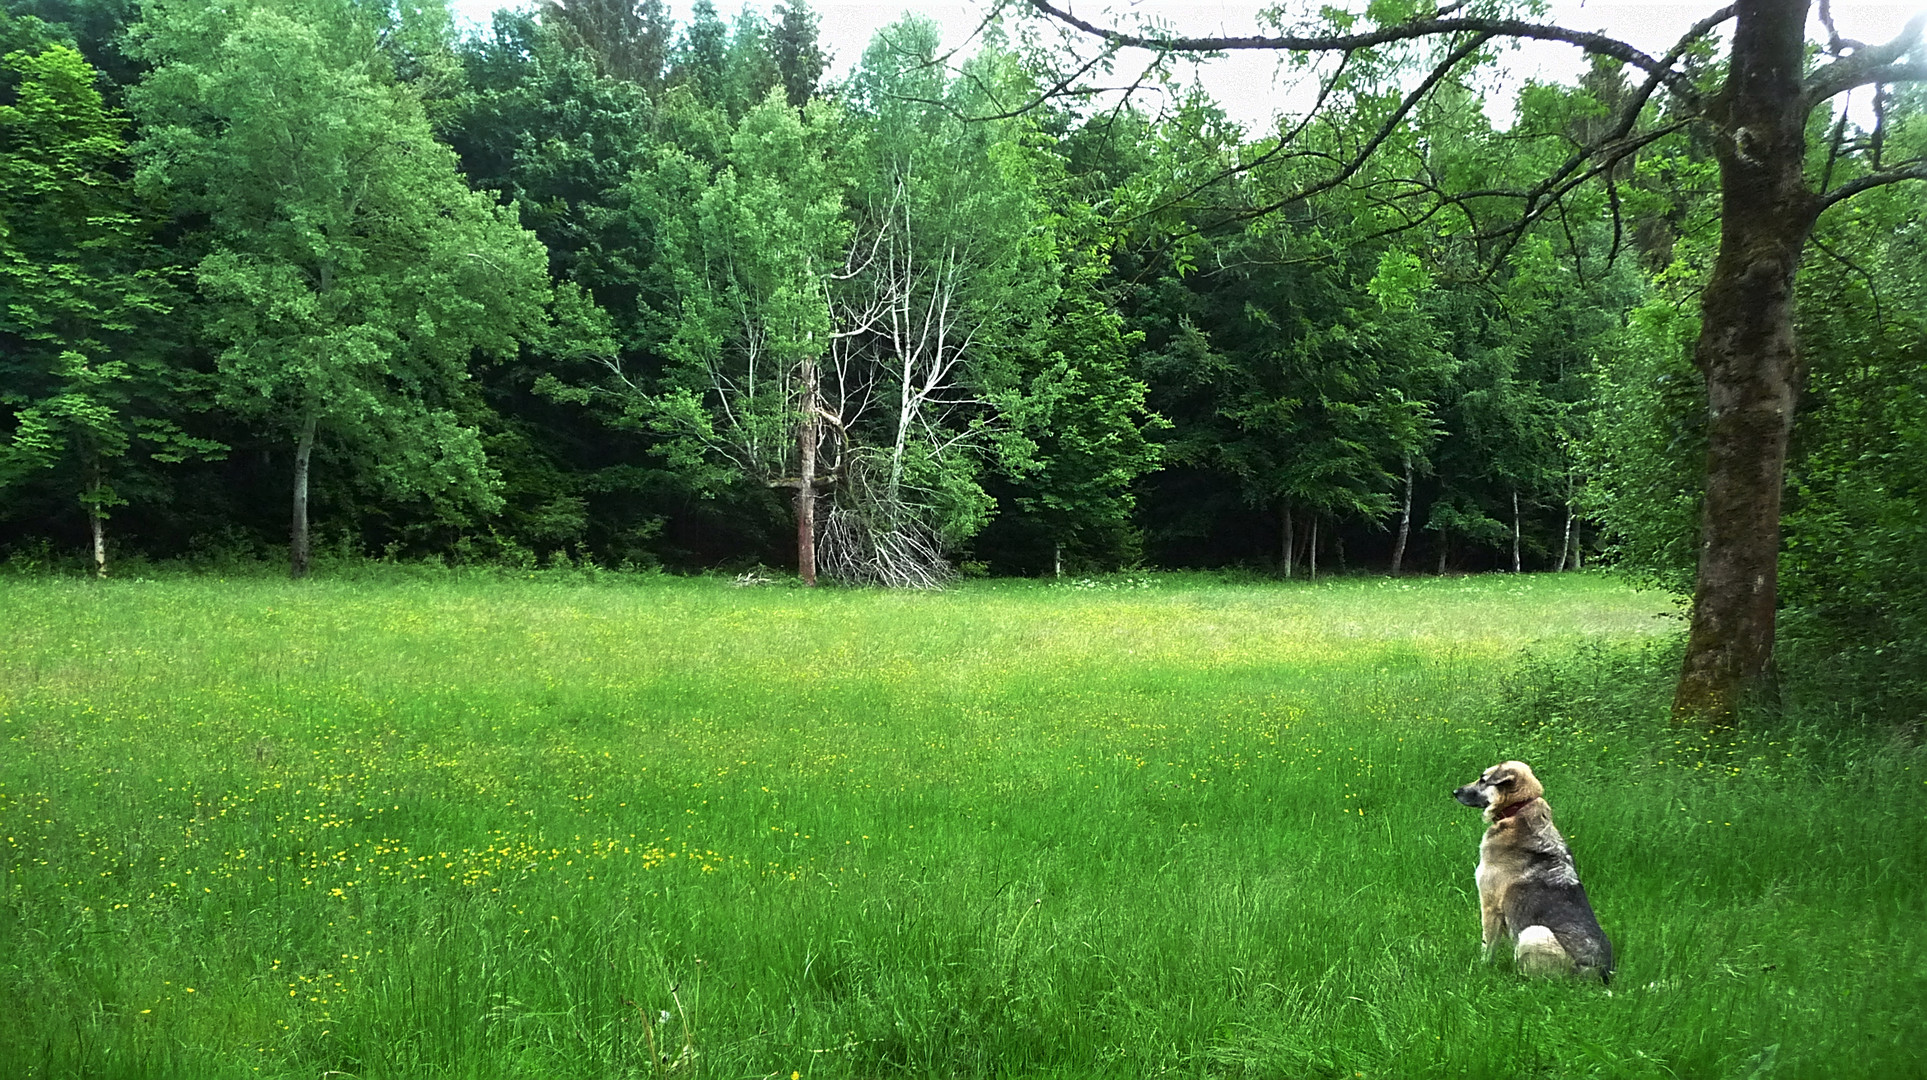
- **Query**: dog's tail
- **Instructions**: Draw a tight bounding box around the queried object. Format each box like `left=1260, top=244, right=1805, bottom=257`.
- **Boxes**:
left=1514, top=925, right=1574, bottom=977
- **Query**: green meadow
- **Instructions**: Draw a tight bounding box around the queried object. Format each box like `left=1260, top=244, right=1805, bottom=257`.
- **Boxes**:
left=1, top=572, right=1921, bottom=1079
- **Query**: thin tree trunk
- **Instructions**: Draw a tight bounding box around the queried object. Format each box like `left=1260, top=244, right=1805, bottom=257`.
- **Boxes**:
left=1674, top=0, right=1818, bottom=724
left=1390, top=454, right=1413, bottom=575
left=1281, top=502, right=1295, bottom=579
left=1308, top=517, right=1318, bottom=582
left=1437, top=532, right=1447, bottom=576
left=797, top=360, right=818, bottom=587
left=1555, top=504, right=1573, bottom=573
left=1511, top=489, right=1522, bottom=573
left=1054, top=542, right=1062, bottom=579
left=87, top=459, right=106, bottom=579
left=1573, top=527, right=1583, bottom=570
left=291, top=413, right=317, bottom=580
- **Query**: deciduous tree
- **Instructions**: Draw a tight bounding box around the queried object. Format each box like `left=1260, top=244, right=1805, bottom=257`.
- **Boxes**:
left=130, top=0, right=553, bottom=577
left=0, top=30, right=216, bottom=575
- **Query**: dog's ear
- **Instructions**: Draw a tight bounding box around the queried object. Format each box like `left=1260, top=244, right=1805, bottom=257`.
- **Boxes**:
left=1498, top=761, right=1544, bottom=802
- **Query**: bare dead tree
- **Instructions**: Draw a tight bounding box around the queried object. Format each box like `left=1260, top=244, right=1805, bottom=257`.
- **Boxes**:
left=1023, top=0, right=1927, bottom=723
left=815, top=161, right=1019, bottom=588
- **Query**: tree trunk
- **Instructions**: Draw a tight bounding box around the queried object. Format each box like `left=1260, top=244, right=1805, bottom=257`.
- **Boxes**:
left=1511, top=489, right=1522, bottom=573
left=1437, top=532, right=1448, bottom=576
left=1573, top=527, right=1583, bottom=570
left=1555, top=503, right=1573, bottom=573
left=1308, top=517, right=1318, bottom=582
left=1674, top=0, right=1818, bottom=724
left=1054, top=542, right=1063, bottom=579
left=797, top=361, right=818, bottom=587
left=87, top=459, right=107, bottom=579
left=1390, top=454, right=1413, bottom=575
left=1281, top=502, right=1295, bottom=579
left=291, top=413, right=318, bottom=580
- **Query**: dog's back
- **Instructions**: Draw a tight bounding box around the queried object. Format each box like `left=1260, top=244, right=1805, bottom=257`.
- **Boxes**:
left=1500, top=838, right=1614, bottom=980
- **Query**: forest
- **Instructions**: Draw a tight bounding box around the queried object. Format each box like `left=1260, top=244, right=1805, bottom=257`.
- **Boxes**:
left=1, top=0, right=1923, bottom=719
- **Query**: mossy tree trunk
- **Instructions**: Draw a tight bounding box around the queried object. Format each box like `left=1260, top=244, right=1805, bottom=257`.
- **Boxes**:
left=1673, top=0, right=1819, bottom=723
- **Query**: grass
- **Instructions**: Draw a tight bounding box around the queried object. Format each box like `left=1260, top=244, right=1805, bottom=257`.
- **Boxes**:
left=0, top=569, right=1921, bottom=1079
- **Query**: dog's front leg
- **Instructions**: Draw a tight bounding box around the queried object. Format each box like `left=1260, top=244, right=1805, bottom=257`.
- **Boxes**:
left=1480, top=896, right=1506, bottom=963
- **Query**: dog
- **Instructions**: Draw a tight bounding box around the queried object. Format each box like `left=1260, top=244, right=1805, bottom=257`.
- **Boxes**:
left=1453, top=761, right=1613, bottom=982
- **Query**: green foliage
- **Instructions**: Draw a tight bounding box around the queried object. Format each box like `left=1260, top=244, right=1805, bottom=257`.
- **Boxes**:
left=1777, top=146, right=1927, bottom=720
left=128, top=0, right=553, bottom=539
left=987, top=287, right=1165, bottom=571
left=1580, top=283, right=1706, bottom=592
left=539, top=0, right=671, bottom=90
left=625, top=89, right=846, bottom=489
left=0, top=29, right=216, bottom=556
left=1580, top=83, right=1927, bottom=722
left=2, top=0, right=144, bottom=89
left=767, top=0, right=823, bottom=108
left=666, top=0, right=726, bottom=104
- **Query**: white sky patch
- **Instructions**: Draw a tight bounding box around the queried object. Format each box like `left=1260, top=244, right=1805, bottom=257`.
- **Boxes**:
left=448, top=0, right=1926, bottom=131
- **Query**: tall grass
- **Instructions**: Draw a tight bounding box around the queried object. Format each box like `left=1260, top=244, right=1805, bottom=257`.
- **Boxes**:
left=1, top=571, right=1920, bottom=1078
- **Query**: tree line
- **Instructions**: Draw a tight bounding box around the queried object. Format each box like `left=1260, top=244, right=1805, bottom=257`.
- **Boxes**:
left=2, top=0, right=1922, bottom=711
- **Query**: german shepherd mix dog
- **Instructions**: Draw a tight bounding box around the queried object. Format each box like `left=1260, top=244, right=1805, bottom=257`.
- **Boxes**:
left=1453, top=761, right=1613, bottom=982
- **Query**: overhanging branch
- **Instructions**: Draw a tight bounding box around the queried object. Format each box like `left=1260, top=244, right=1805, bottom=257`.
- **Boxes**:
left=1816, top=160, right=1927, bottom=210
left=1023, top=0, right=1710, bottom=104
left=1804, top=12, right=1927, bottom=106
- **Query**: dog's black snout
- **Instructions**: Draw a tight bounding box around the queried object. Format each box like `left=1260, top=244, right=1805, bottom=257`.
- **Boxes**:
left=1453, top=784, right=1487, bottom=808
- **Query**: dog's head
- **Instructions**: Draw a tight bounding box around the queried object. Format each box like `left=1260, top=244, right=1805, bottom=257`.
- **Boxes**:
left=1453, top=760, right=1545, bottom=818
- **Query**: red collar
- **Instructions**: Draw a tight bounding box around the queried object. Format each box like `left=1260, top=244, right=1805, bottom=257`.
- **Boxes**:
left=1492, top=799, right=1536, bottom=822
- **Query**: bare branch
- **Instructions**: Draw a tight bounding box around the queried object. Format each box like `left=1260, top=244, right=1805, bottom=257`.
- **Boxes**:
left=1109, top=51, right=1356, bottom=230
left=1816, top=159, right=1927, bottom=211
left=1804, top=12, right=1927, bottom=106
left=1816, top=0, right=1860, bottom=57
left=1220, top=32, right=1496, bottom=226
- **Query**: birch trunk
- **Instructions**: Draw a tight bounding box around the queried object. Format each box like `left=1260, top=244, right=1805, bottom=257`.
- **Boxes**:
left=290, top=412, right=318, bottom=580
left=1390, top=454, right=1413, bottom=576
left=796, top=360, right=818, bottom=587
left=1308, top=517, right=1319, bottom=582
left=1555, top=504, right=1574, bottom=573
left=90, top=508, right=106, bottom=579
left=87, top=459, right=106, bottom=579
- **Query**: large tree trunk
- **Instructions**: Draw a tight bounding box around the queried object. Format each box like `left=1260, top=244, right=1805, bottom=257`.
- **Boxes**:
left=796, top=362, right=818, bottom=587
left=1390, top=454, right=1413, bottom=575
left=1674, top=0, right=1818, bottom=723
left=291, top=413, right=318, bottom=580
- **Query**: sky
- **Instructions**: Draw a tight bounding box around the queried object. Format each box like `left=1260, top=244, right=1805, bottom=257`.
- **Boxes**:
left=449, top=0, right=1927, bottom=131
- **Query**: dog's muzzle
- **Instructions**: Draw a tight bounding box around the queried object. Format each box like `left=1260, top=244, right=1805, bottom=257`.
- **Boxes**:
left=1453, top=784, right=1488, bottom=808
